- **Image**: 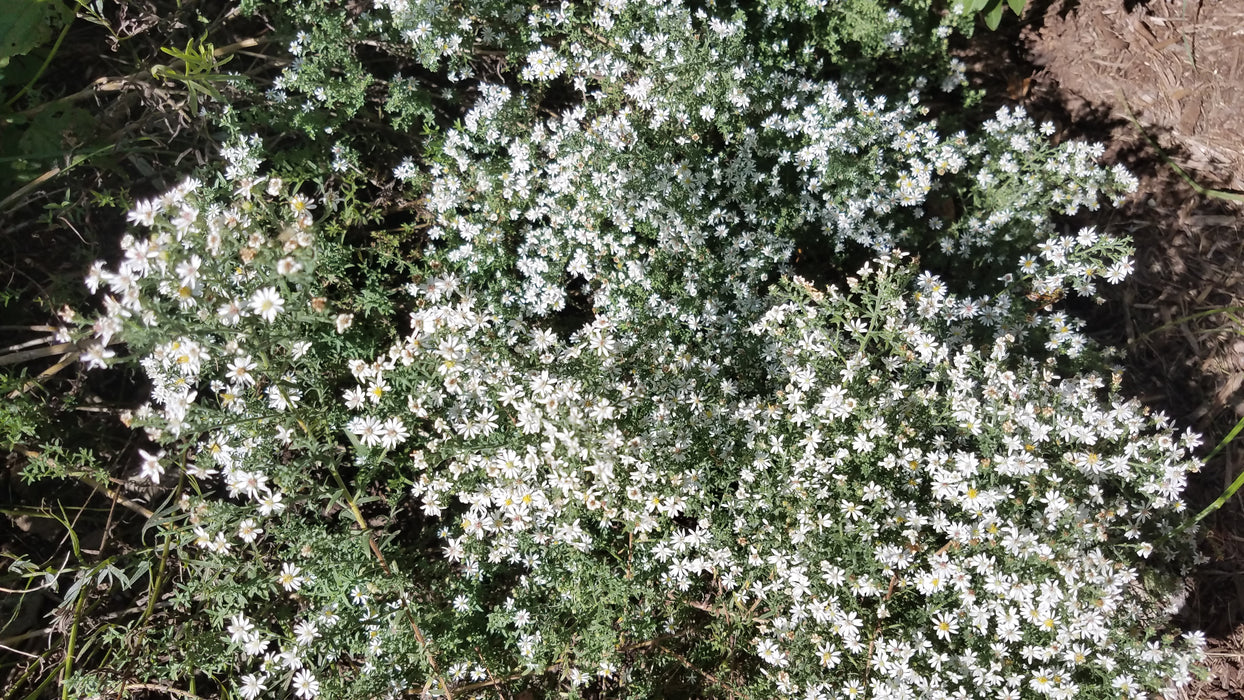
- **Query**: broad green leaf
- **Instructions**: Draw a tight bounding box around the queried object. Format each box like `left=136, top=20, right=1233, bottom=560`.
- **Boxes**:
left=0, top=0, right=72, bottom=63
left=1006, top=0, right=1025, bottom=16
left=17, top=104, right=94, bottom=157
left=984, top=0, right=1006, bottom=30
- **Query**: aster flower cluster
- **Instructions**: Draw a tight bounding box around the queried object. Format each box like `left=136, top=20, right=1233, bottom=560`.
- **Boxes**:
left=80, top=137, right=343, bottom=515
left=329, top=251, right=1203, bottom=699
left=400, top=3, right=1136, bottom=337
left=68, top=1, right=1204, bottom=699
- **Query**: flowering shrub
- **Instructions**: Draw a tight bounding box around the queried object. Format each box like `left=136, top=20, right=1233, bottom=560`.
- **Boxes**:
left=60, top=1, right=1206, bottom=699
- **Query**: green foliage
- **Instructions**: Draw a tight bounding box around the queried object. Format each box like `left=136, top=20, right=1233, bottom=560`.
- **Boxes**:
left=150, top=36, right=245, bottom=115
left=384, top=76, right=436, bottom=132
left=1, top=378, right=41, bottom=451
left=1, top=1, right=80, bottom=209
left=963, top=0, right=1028, bottom=31
left=0, top=0, right=73, bottom=68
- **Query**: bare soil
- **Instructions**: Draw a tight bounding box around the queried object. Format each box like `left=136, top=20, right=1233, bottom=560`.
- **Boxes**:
left=1031, top=0, right=1244, bottom=192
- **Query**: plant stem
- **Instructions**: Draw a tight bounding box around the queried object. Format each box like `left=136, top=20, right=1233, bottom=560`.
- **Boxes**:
left=59, top=593, right=86, bottom=699
left=1137, top=305, right=1244, bottom=341
left=138, top=467, right=186, bottom=629
left=3, top=21, right=73, bottom=110
left=1118, top=94, right=1244, bottom=203
left=329, top=463, right=455, bottom=700
left=0, top=143, right=118, bottom=214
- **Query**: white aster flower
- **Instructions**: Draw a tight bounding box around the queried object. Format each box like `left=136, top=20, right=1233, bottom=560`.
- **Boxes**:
left=137, top=448, right=165, bottom=484
left=292, top=669, right=319, bottom=699
left=249, top=287, right=284, bottom=323
left=237, top=673, right=266, bottom=700
left=277, top=562, right=306, bottom=592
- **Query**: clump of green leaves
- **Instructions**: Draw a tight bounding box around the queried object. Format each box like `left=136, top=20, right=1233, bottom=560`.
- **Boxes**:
left=150, top=36, right=245, bottom=115
left=963, top=0, right=1027, bottom=31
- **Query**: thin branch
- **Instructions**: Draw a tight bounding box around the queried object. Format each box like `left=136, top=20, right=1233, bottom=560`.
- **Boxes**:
left=0, top=553, right=68, bottom=593
left=119, top=683, right=211, bottom=699
left=474, top=647, right=510, bottom=700
left=658, top=645, right=739, bottom=695
left=329, top=463, right=454, bottom=700
left=76, top=474, right=155, bottom=520
left=9, top=37, right=272, bottom=121
left=7, top=351, right=79, bottom=397
left=0, top=642, right=40, bottom=659
left=1, top=336, right=63, bottom=354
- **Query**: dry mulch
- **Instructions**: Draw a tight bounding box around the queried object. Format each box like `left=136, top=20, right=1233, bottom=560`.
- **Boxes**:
left=1030, top=0, right=1244, bottom=192
left=969, top=0, right=1244, bottom=695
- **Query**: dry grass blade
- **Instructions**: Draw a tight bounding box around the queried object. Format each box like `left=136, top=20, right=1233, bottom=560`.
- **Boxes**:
left=0, top=343, right=77, bottom=367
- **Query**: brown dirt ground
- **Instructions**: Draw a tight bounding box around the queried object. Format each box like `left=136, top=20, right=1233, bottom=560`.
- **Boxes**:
left=965, top=0, right=1244, bottom=696
left=1030, top=0, right=1244, bottom=193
